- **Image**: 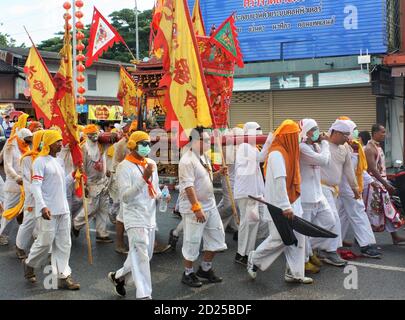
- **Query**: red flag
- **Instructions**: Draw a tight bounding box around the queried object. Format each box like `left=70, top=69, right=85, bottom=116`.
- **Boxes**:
left=86, top=7, right=127, bottom=67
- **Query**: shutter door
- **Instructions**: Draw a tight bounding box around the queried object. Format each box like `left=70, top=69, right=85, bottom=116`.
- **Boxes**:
left=229, top=91, right=272, bottom=133
left=272, top=87, right=376, bottom=132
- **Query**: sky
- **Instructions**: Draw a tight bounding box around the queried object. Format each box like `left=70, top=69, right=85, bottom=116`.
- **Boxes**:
left=0, top=0, right=154, bottom=47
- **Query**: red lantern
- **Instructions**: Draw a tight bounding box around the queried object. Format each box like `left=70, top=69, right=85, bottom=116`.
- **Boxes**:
left=78, top=86, right=86, bottom=95
left=75, top=11, right=84, bottom=19
left=76, top=54, right=86, bottom=62
left=77, top=75, right=85, bottom=83
left=78, top=97, right=87, bottom=105
left=63, top=2, right=71, bottom=10
left=64, top=13, right=72, bottom=21
left=75, top=0, right=84, bottom=8
left=75, top=21, right=84, bottom=30
left=76, top=43, right=85, bottom=51
left=65, top=24, right=72, bottom=31
left=77, top=64, right=86, bottom=72
left=76, top=32, right=85, bottom=40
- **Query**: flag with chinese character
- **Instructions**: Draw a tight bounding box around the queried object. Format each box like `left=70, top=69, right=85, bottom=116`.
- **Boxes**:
left=117, top=66, right=142, bottom=117
left=211, top=14, right=244, bottom=68
left=86, top=7, right=127, bottom=68
left=53, top=27, right=83, bottom=167
left=192, top=0, right=205, bottom=36
left=153, top=0, right=212, bottom=146
left=24, top=47, right=55, bottom=128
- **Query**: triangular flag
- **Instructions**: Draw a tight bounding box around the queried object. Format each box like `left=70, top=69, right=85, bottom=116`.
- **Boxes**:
left=86, top=7, right=126, bottom=67
left=210, top=14, right=244, bottom=68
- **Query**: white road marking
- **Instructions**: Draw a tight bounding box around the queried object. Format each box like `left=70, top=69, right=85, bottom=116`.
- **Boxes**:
left=349, top=261, right=405, bottom=273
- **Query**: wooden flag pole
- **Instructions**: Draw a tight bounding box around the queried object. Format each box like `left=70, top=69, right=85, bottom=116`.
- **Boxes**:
left=81, top=177, right=93, bottom=265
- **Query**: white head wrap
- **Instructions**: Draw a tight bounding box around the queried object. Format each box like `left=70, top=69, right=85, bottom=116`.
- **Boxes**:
left=17, top=128, right=33, bottom=140
left=244, top=122, right=261, bottom=136
left=329, top=119, right=352, bottom=134
left=299, top=119, right=318, bottom=141
left=233, top=127, right=245, bottom=136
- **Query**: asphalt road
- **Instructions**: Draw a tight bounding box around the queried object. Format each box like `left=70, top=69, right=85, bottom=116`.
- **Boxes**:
left=1, top=193, right=405, bottom=300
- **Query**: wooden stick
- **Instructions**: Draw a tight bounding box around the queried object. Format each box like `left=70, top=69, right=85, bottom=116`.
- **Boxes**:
left=214, top=130, right=240, bottom=225
left=81, top=177, right=93, bottom=265
left=123, top=42, right=138, bottom=63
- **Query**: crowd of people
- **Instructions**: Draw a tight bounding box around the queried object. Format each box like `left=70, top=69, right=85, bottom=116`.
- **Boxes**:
left=0, top=112, right=403, bottom=300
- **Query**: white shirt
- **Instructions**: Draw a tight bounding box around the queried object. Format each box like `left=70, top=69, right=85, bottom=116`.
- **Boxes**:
left=178, top=150, right=216, bottom=214
left=3, top=140, right=22, bottom=193
left=299, top=141, right=330, bottom=203
left=234, top=143, right=265, bottom=199
left=265, top=151, right=303, bottom=216
left=339, top=151, right=374, bottom=198
left=320, top=143, right=358, bottom=189
left=117, top=158, right=161, bottom=229
left=22, top=156, right=35, bottom=208
left=31, top=156, right=70, bottom=218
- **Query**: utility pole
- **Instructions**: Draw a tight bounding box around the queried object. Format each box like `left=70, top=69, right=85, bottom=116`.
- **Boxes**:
left=135, top=0, right=140, bottom=60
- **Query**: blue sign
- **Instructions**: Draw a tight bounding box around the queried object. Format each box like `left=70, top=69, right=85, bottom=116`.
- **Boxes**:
left=77, top=104, right=88, bottom=113
left=193, top=0, right=387, bottom=62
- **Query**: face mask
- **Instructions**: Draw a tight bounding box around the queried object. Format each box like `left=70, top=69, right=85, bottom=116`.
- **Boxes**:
left=311, top=129, right=320, bottom=142
left=39, top=142, right=44, bottom=151
left=90, top=135, right=99, bottom=143
left=352, top=129, right=359, bottom=140
left=137, top=145, right=151, bottom=157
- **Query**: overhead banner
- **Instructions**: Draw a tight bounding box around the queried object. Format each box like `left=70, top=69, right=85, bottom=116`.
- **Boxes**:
left=193, top=0, right=388, bottom=62
left=88, top=105, right=123, bottom=121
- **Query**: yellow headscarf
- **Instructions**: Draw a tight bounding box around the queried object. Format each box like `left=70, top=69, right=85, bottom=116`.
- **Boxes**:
left=83, top=124, right=99, bottom=135
left=38, top=130, right=63, bottom=157
left=127, top=131, right=150, bottom=150
left=2, top=186, right=25, bottom=221
left=107, top=129, right=118, bottom=158
left=7, top=113, right=30, bottom=146
left=21, top=130, right=45, bottom=162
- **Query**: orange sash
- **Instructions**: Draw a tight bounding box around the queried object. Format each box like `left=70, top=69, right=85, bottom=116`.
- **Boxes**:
left=125, top=154, right=157, bottom=199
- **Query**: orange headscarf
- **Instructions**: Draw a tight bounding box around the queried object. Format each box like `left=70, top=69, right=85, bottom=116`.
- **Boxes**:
left=28, top=121, right=42, bottom=133
left=266, top=120, right=301, bottom=204
left=83, top=124, right=99, bottom=135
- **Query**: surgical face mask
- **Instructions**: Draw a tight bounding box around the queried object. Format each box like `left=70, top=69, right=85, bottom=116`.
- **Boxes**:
left=311, top=129, right=320, bottom=142
left=137, top=144, right=151, bottom=158
left=89, top=134, right=99, bottom=142
left=39, top=142, right=44, bottom=151
left=352, top=129, right=359, bottom=140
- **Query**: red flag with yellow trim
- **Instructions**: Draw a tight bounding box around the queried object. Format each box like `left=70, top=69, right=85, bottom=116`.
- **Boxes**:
left=53, top=26, right=83, bottom=168
left=153, top=0, right=213, bottom=147
left=24, top=47, right=55, bottom=128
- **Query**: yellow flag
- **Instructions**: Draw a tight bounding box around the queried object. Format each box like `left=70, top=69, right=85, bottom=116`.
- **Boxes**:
left=154, top=0, right=212, bottom=143
left=192, top=0, right=206, bottom=36
left=24, top=47, right=55, bottom=127
left=117, top=66, right=142, bottom=117
left=53, top=27, right=82, bottom=166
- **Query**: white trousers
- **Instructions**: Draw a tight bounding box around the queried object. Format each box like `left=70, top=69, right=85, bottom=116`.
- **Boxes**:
left=26, top=214, right=72, bottom=279
left=73, top=188, right=109, bottom=238
left=217, top=196, right=239, bottom=232
left=16, top=209, right=37, bottom=252
left=0, top=191, right=21, bottom=235
left=302, top=196, right=335, bottom=261
left=311, top=187, right=343, bottom=252
left=116, top=227, right=155, bottom=299
left=182, top=208, right=227, bottom=262
left=338, top=195, right=376, bottom=247
left=236, top=198, right=268, bottom=257
left=250, top=215, right=305, bottom=279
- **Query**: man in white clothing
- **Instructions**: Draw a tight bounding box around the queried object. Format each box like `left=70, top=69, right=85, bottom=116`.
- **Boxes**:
left=108, top=131, right=168, bottom=299
left=314, top=119, right=361, bottom=267
left=23, top=130, right=80, bottom=290
left=16, top=130, right=45, bottom=259
left=234, top=122, right=268, bottom=265
left=0, top=128, right=32, bottom=245
left=337, top=120, right=381, bottom=258
left=298, top=119, right=332, bottom=274
left=247, top=120, right=312, bottom=284
left=72, top=124, right=112, bottom=243
left=179, top=127, right=228, bottom=288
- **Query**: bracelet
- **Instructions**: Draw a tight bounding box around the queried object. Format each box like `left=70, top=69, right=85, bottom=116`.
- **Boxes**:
left=191, top=202, right=202, bottom=213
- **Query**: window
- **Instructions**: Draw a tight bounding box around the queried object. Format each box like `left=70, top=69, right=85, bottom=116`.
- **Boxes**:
left=88, top=74, right=97, bottom=91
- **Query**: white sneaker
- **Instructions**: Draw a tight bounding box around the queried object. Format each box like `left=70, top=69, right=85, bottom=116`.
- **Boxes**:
left=285, top=268, right=313, bottom=284
left=247, top=252, right=258, bottom=280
